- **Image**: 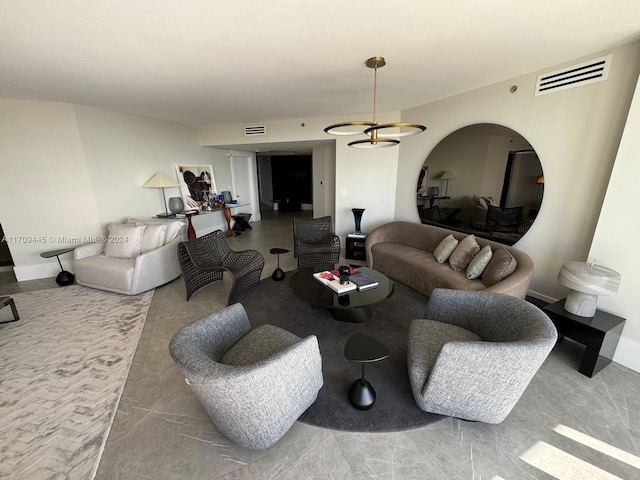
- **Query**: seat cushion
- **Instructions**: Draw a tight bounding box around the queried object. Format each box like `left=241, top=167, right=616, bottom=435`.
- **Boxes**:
left=73, top=254, right=135, bottom=291
left=220, top=324, right=301, bottom=366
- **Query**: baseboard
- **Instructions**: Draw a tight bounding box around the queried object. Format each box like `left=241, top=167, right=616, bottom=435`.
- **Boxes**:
left=526, top=289, right=557, bottom=304
left=13, top=259, right=73, bottom=281
left=301, top=203, right=313, bottom=211
left=0, top=265, right=14, bottom=273
left=613, top=337, right=640, bottom=373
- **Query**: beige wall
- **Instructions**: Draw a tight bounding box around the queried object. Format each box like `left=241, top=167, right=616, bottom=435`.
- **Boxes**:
left=197, top=112, right=402, bottom=237
left=589, top=74, right=640, bottom=371
left=396, top=41, right=640, bottom=305
left=0, top=101, right=222, bottom=279
left=0, top=100, right=102, bottom=279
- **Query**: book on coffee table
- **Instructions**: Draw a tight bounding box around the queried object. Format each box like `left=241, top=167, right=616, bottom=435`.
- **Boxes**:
left=349, top=272, right=379, bottom=291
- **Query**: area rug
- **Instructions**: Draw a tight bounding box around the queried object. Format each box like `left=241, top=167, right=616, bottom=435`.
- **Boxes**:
left=238, top=274, right=445, bottom=432
left=0, top=285, right=153, bottom=479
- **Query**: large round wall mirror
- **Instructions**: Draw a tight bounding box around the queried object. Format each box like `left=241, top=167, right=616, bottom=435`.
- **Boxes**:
left=417, top=124, right=543, bottom=245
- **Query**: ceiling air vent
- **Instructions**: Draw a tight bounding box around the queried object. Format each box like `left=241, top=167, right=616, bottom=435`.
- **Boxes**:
left=534, top=54, right=612, bottom=96
left=244, top=125, right=267, bottom=136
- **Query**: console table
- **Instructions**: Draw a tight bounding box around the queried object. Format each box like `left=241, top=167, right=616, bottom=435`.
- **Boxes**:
left=543, top=299, right=626, bottom=377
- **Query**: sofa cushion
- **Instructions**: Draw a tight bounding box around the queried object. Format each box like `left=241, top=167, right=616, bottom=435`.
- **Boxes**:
left=139, top=224, right=168, bottom=254
left=482, top=247, right=518, bottom=287
left=104, top=224, right=146, bottom=259
left=449, top=235, right=480, bottom=271
left=466, top=245, right=493, bottom=280
left=73, top=254, right=135, bottom=291
left=371, top=243, right=486, bottom=297
left=433, top=234, right=459, bottom=264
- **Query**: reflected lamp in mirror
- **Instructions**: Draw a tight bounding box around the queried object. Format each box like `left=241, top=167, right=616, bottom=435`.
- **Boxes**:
left=557, top=261, right=621, bottom=317
left=142, top=173, right=180, bottom=217
left=439, top=171, right=456, bottom=196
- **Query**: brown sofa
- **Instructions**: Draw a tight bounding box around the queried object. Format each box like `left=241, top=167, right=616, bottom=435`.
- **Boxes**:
left=365, top=221, right=533, bottom=298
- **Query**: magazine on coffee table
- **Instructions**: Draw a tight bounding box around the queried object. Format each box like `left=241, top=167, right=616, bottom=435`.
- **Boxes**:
left=313, top=271, right=357, bottom=294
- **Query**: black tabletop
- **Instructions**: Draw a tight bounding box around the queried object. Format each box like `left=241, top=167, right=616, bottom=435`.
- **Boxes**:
left=344, top=333, right=389, bottom=363
left=544, top=299, right=625, bottom=332
left=270, top=248, right=289, bottom=255
left=40, top=247, right=75, bottom=258
left=289, top=265, right=394, bottom=311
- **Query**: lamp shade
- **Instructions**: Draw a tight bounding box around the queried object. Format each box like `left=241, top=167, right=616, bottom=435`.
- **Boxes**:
left=440, top=171, right=456, bottom=180
left=557, top=261, right=621, bottom=316
left=142, top=173, right=179, bottom=188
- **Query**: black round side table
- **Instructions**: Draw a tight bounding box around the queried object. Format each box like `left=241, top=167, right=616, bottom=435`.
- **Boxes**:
left=344, top=333, right=389, bottom=410
left=269, top=248, right=289, bottom=281
left=40, top=247, right=75, bottom=286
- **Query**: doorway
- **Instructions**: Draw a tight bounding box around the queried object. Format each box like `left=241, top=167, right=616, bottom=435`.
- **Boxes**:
left=0, top=223, right=14, bottom=269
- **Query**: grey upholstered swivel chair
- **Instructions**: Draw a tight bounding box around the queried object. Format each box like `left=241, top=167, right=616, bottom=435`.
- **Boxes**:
left=178, top=230, right=264, bottom=304
left=293, top=216, right=341, bottom=268
left=408, top=288, right=557, bottom=424
left=169, top=303, right=323, bottom=450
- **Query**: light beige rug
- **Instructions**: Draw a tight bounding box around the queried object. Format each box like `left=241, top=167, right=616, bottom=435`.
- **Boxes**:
left=0, top=285, right=153, bottom=479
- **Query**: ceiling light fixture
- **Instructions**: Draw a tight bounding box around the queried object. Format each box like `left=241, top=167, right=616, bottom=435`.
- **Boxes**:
left=324, top=56, right=426, bottom=149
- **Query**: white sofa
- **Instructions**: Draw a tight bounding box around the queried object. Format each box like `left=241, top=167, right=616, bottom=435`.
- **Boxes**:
left=73, top=218, right=185, bottom=295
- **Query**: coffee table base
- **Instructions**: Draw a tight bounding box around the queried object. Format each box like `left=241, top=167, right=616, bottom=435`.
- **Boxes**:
left=348, top=379, right=376, bottom=410
left=333, top=306, right=371, bottom=323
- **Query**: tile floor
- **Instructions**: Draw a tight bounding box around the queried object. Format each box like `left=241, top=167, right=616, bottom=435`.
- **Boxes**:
left=2, top=207, right=639, bottom=479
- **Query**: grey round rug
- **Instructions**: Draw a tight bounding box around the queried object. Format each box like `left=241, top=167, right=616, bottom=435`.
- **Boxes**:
left=237, top=272, right=445, bottom=433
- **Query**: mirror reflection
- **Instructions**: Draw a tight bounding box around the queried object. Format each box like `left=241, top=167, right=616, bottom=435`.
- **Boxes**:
left=417, top=124, right=543, bottom=245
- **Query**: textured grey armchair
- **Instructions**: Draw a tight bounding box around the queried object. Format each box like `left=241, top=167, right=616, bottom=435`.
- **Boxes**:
left=293, top=216, right=340, bottom=268
left=408, top=288, right=557, bottom=424
left=169, top=303, right=323, bottom=450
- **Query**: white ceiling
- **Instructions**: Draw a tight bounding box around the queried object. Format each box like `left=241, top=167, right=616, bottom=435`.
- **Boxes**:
left=1, top=1, right=639, bottom=126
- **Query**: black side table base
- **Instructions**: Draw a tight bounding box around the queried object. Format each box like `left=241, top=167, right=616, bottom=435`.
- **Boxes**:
left=348, top=379, right=376, bottom=410
left=333, top=306, right=372, bottom=323
left=272, top=268, right=285, bottom=281
left=1, top=297, right=20, bottom=323
left=269, top=248, right=289, bottom=282
left=56, top=271, right=75, bottom=286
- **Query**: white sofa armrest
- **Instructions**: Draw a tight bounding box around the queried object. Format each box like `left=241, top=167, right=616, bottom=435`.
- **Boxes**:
left=130, top=237, right=181, bottom=294
left=73, top=242, right=105, bottom=260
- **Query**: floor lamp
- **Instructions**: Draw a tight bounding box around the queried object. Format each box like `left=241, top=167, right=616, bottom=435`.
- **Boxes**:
left=143, top=173, right=180, bottom=217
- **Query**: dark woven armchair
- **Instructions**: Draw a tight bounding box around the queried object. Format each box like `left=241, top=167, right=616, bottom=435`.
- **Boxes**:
left=178, top=230, right=264, bottom=304
left=486, top=205, right=532, bottom=234
left=293, top=216, right=341, bottom=268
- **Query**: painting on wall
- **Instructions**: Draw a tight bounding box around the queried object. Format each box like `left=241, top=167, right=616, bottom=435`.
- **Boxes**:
left=174, top=164, right=217, bottom=209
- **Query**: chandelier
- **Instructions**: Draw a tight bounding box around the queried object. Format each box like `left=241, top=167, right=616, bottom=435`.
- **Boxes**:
left=324, top=56, right=426, bottom=148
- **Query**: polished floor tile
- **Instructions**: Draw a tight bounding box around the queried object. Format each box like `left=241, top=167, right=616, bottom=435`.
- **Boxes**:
left=3, top=207, right=639, bottom=479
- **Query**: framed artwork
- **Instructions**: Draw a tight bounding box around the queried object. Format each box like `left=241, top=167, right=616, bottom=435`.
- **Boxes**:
left=174, top=164, right=217, bottom=209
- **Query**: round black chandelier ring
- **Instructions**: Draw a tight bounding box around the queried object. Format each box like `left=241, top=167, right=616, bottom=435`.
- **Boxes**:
left=348, top=138, right=400, bottom=149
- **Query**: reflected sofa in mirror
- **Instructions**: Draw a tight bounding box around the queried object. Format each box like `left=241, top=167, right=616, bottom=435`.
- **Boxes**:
left=417, top=124, right=544, bottom=245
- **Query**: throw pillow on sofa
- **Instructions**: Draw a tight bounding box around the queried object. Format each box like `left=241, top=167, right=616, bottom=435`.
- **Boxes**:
left=466, top=245, right=493, bottom=279
left=104, top=224, right=146, bottom=259
left=482, top=247, right=518, bottom=286
left=448, top=235, right=480, bottom=271
left=139, top=224, right=168, bottom=254
left=433, top=234, right=459, bottom=263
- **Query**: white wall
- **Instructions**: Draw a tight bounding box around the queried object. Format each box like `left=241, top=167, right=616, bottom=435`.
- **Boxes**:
left=0, top=101, right=222, bottom=278
left=396, top=41, right=640, bottom=304
left=588, top=74, right=640, bottom=372
left=197, top=112, right=401, bottom=238
left=0, top=100, right=102, bottom=279
left=74, top=105, right=217, bottom=226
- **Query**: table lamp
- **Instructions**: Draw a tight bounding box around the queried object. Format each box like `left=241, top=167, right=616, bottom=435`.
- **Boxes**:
left=557, top=261, right=621, bottom=317
left=440, top=171, right=456, bottom=196
left=142, top=173, right=180, bottom=217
